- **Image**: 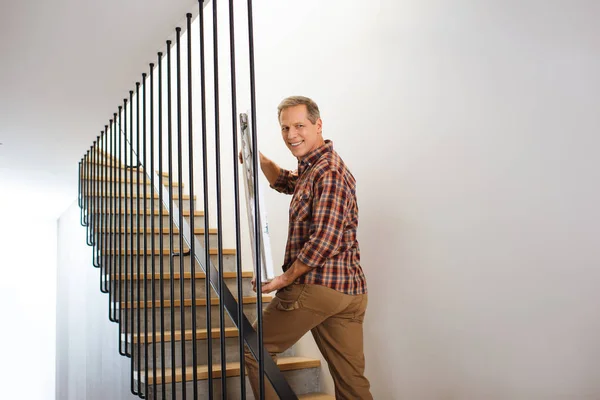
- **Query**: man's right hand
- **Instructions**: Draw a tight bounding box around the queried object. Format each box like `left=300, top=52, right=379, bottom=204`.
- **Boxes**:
left=238, top=150, right=266, bottom=165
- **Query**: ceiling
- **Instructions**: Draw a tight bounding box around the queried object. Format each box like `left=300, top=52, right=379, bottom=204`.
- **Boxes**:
left=0, top=0, right=199, bottom=216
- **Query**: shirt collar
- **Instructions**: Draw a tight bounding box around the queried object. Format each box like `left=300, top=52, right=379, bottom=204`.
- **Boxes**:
left=298, top=140, right=333, bottom=175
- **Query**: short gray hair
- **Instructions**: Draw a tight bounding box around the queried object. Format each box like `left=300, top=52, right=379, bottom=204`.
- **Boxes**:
left=277, top=96, right=320, bottom=124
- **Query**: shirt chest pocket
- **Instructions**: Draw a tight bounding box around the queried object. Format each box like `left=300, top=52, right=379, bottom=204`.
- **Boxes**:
left=290, top=190, right=312, bottom=222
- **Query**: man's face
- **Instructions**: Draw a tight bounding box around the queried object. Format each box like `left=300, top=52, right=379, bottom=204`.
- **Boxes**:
left=279, top=104, right=323, bottom=160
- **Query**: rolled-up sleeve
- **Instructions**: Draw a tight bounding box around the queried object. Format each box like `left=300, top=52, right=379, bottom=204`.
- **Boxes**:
left=271, top=168, right=298, bottom=195
left=296, top=169, right=347, bottom=268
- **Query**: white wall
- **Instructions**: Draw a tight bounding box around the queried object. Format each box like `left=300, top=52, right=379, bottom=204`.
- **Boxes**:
left=0, top=215, right=57, bottom=400
left=56, top=201, right=133, bottom=400
left=0, top=169, right=75, bottom=400
left=249, top=0, right=600, bottom=399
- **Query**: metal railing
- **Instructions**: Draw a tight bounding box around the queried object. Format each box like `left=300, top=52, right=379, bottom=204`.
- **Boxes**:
left=78, top=1, right=297, bottom=399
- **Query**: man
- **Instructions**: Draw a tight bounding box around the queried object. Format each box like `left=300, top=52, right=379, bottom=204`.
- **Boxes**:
left=244, top=96, right=372, bottom=399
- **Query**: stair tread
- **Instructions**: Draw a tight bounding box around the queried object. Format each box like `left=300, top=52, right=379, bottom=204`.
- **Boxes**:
left=113, top=270, right=253, bottom=281
left=298, top=394, right=335, bottom=400
left=105, top=227, right=217, bottom=235
left=127, top=327, right=239, bottom=343
left=81, top=175, right=182, bottom=186
left=108, top=248, right=236, bottom=255
left=141, top=356, right=321, bottom=384
left=90, top=193, right=194, bottom=199
left=121, top=295, right=271, bottom=309
left=102, top=209, right=204, bottom=216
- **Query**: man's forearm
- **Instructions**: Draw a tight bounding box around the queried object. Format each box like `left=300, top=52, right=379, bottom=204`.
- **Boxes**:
left=259, top=154, right=281, bottom=186
left=280, top=260, right=313, bottom=286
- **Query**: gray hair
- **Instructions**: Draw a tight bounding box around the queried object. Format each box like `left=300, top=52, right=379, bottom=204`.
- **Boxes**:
left=277, top=96, right=320, bottom=124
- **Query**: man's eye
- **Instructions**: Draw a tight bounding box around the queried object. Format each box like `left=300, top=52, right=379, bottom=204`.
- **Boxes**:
left=297, top=125, right=304, bottom=128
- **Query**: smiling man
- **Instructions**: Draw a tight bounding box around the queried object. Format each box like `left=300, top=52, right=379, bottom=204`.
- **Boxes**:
left=244, top=96, right=372, bottom=399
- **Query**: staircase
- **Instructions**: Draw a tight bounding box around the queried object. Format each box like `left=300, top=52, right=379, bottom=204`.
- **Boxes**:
left=81, top=150, right=333, bottom=399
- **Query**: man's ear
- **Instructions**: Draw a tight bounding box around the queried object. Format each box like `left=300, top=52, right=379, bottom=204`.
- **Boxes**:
left=316, top=118, right=323, bottom=134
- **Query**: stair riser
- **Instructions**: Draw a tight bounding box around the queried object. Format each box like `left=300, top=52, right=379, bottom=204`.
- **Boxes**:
left=119, top=302, right=262, bottom=333
left=129, top=339, right=295, bottom=370
left=94, top=232, right=218, bottom=250
left=141, top=367, right=320, bottom=400
left=115, top=277, right=253, bottom=301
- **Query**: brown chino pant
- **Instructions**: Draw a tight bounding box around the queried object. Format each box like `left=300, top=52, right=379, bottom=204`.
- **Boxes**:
left=244, top=284, right=373, bottom=400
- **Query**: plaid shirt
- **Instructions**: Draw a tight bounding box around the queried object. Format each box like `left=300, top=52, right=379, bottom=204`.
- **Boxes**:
left=271, top=140, right=367, bottom=295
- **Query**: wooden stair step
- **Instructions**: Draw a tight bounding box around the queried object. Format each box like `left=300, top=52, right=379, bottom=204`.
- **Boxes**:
left=113, top=270, right=253, bottom=281
left=91, top=193, right=194, bottom=200
left=121, top=295, right=271, bottom=309
left=128, top=327, right=239, bottom=344
left=101, top=209, right=204, bottom=217
left=81, top=175, right=182, bottom=186
left=142, top=356, right=321, bottom=385
left=109, top=248, right=236, bottom=256
left=106, top=227, right=217, bottom=235
left=298, top=394, right=335, bottom=400
left=85, top=161, right=138, bottom=169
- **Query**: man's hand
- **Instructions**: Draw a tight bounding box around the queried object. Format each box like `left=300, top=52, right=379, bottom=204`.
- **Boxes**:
left=238, top=150, right=266, bottom=165
left=251, top=275, right=292, bottom=294
left=251, top=260, right=313, bottom=294
left=260, top=275, right=292, bottom=294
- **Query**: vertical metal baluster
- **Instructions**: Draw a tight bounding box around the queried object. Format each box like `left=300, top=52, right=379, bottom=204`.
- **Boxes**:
left=149, top=62, right=158, bottom=399
left=103, top=126, right=109, bottom=295
left=113, top=113, right=119, bottom=324
left=227, top=1, right=246, bottom=397
left=83, top=151, right=90, bottom=230
left=142, top=72, right=150, bottom=399
left=197, top=1, right=214, bottom=396
left=166, top=40, right=177, bottom=399
left=85, top=151, right=93, bottom=237
left=94, top=137, right=101, bottom=268
left=211, top=1, right=228, bottom=396
left=129, top=88, right=139, bottom=397
left=186, top=13, right=199, bottom=400
left=136, top=81, right=144, bottom=398
left=109, top=118, right=116, bottom=322
left=91, top=143, right=97, bottom=248
left=119, top=105, right=127, bottom=356
left=81, top=156, right=87, bottom=227
left=246, top=1, right=265, bottom=397
left=175, top=26, right=188, bottom=399
left=79, top=160, right=84, bottom=225
left=124, top=98, right=130, bottom=358
left=158, top=51, right=167, bottom=400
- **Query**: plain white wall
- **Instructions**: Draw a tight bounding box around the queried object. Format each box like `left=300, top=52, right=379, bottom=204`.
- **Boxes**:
left=0, top=169, right=75, bottom=400
left=56, top=201, right=133, bottom=400
left=0, top=216, right=57, bottom=400
left=249, top=0, right=600, bottom=399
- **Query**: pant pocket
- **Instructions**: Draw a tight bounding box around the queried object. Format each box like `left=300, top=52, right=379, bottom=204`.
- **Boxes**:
left=274, top=284, right=305, bottom=311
